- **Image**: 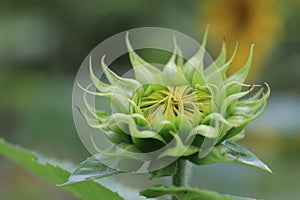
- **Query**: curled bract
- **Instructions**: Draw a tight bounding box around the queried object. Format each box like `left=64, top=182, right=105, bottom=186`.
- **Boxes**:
left=78, top=28, right=271, bottom=173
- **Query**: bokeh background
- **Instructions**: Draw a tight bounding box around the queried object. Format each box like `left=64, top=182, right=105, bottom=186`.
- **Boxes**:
left=0, top=0, right=299, bottom=199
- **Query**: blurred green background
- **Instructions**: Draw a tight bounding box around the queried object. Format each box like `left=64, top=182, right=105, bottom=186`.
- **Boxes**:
left=0, top=0, right=299, bottom=199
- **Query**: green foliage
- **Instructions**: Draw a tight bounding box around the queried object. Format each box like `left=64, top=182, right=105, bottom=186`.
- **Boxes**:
left=62, top=154, right=122, bottom=186
left=0, top=29, right=273, bottom=200
left=149, top=161, right=177, bottom=179
left=70, top=30, right=272, bottom=199
left=189, top=140, right=272, bottom=173
left=78, top=30, right=271, bottom=173
left=0, top=139, right=124, bottom=200
left=140, top=185, right=255, bottom=200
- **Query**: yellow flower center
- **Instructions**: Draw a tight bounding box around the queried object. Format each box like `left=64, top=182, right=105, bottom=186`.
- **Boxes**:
left=134, top=84, right=211, bottom=122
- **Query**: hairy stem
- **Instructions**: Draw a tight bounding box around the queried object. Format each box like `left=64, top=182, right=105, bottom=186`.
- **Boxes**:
left=172, top=158, right=187, bottom=200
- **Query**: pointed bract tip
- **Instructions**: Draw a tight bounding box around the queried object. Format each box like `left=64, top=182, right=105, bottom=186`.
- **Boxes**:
left=101, top=54, right=106, bottom=64
left=125, top=31, right=133, bottom=52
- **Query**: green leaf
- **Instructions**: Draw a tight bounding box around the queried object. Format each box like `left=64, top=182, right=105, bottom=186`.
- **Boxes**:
left=189, top=141, right=232, bottom=165
left=189, top=140, right=272, bottom=173
left=62, top=154, right=122, bottom=186
left=223, top=140, right=272, bottom=173
left=140, top=185, right=255, bottom=200
left=0, top=138, right=124, bottom=200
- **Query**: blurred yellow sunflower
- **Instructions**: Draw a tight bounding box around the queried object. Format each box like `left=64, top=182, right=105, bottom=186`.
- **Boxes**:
left=196, top=0, right=283, bottom=80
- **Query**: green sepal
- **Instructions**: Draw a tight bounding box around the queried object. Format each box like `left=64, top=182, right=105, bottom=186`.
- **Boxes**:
left=89, top=56, right=114, bottom=93
left=205, top=42, right=238, bottom=83
left=161, top=40, right=188, bottom=86
left=126, top=32, right=160, bottom=84
left=158, top=132, right=199, bottom=158
left=225, top=44, right=255, bottom=96
left=221, top=84, right=270, bottom=141
left=214, top=40, right=227, bottom=67
left=174, top=114, right=193, bottom=139
left=129, top=117, right=167, bottom=152
left=151, top=119, right=176, bottom=143
left=91, top=140, right=146, bottom=160
left=100, top=55, right=141, bottom=96
left=181, top=26, right=209, bottom=87
left=75, top=94, right=131, bottom=144
left=78, top=83, right=130, bottom=114
left=188, top=124, right=218, bottom=140
left=221, top=83, right=255, bottom=115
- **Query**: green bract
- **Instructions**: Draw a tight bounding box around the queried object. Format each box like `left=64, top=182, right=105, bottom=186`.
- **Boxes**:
left=78, top=29, right=271, bottom=173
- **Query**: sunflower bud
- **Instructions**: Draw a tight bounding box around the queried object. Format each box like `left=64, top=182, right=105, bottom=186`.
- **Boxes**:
left=78, top=28, right=271, bottom=173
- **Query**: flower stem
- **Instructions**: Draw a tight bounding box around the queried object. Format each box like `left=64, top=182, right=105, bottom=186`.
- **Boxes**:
left=172, top=158, right=187, bottom=200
